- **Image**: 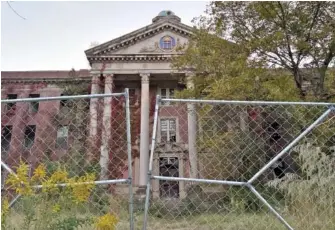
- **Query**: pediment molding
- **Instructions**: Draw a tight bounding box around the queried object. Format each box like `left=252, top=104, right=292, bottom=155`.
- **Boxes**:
left=85, top=20, right=193, bottom=58
left=87, top=54, right=180, bottom=62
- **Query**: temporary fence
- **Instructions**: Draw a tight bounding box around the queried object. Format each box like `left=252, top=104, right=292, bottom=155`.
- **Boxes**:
left=2, top=91, right=334, bottom=230
left=143, top=97, right=335, bottom=230
left=1, top=89, right=134, bottom=230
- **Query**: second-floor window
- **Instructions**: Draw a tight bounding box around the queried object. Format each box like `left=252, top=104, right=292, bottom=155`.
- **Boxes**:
left=56, top=126, right=68, bottom=149
left=6, top=94, right=17, bottom=112
left=60, top=94, right=69, bottom=107
left=24, top=125, right=36, bottom=149
left=160, top=118, right=176, bottom=142
left=29, top=94, right=40, bottom=113
left=1, top=125, right=12, bottom=153
left=159, top=88, right=174, bottom=105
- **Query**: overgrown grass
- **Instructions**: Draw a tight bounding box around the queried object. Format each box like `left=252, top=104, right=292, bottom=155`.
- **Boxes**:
left=4, top=197, right=335, bottom=230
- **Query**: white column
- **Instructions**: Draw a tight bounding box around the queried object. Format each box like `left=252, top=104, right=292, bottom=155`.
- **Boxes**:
left=187, top=74, right=199, bottom=179
left=152, top=157, right=160, bottom=199
left=100, top=74, right=113, bottom=180
left=139, top=73, right=150, bottom=188
left=88, top=74, right=100, bottom=161
left=179, top=155, right=186, bottom=199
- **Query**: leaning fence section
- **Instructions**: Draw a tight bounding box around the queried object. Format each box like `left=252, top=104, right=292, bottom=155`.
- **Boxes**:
left=1, top=90, right=134, bottom=230
left=143, top=97, right=335, bottom=230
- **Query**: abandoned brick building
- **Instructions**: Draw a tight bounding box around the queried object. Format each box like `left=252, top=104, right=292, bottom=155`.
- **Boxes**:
left=1, top=11, right=302, bottom=199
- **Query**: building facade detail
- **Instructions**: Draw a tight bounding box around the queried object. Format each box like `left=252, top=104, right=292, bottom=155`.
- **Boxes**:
left=1, top=11, right=194, bottom=199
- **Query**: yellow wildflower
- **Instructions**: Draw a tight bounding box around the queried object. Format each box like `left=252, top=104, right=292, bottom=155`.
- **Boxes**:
left=49, top=168, right=68, bottom=183
left=95, top=213, right=119, bottom=230
left=1, top=198, right=10, bottom=226
left=52, top=204, right=61, bottom=213
left=5, top=161, right=33, bottom=196
left=42, top=168, right=68, bottom=193
left=70, top=173, right=96, bottom=203
left=31, top=164, right=46, bottom=183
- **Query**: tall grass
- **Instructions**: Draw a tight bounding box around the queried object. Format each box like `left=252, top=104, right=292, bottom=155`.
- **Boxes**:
left=267, top=141, right=335, bottom=228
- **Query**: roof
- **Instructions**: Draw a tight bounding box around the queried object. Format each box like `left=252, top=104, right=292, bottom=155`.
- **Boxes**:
left=85, top=11, right=191, bottom=58
left=1, top=69, right=90, bottom=80
left=158, top=10, right=175, bottom=17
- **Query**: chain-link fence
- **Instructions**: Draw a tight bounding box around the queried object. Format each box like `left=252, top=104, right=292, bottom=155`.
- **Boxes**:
left=143, top=97, right=335, bottom=230
left=1, top=90, right=134, bottom=230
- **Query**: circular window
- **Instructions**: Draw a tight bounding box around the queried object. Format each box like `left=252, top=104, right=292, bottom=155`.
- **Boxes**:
left=159, top=35, right=176, bottom=51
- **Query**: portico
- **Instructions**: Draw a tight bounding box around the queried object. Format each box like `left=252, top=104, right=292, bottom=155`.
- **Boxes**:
left=85, top=10, right=197, bottom=198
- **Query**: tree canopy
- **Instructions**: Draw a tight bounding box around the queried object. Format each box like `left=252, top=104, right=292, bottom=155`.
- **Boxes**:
left=173, top=1, right=335, bottom=101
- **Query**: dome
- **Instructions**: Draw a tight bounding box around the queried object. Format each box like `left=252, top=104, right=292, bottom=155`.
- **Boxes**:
left=152, top=10, right=180, bottom=23
left=158, top=10, right=175, bottom=17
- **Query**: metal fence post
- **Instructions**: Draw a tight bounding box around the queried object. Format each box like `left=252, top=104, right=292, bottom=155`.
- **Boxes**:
left=142, top=95, right=161, bottom=230
left=125, top=88, right=134, bottom=230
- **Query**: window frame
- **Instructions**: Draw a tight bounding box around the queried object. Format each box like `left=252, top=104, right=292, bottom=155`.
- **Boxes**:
left=6, top=94, right=17, bottom=112
left=158, top=117, right=178, bottom=143
left=158, top=88, right=175, bottom=106
left=29, top=94, right=40, bottom=113
left=24, top=125, right=36, bottom=149
left=1, top=125, right=13, bottom=153
left=56, top=126, right=69, bottom=150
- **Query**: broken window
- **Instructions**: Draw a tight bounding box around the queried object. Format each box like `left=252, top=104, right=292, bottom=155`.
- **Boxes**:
left=6, top=94, right=17, bottom=112
left=29, top=94, right=40, bottom=113
left=160, top=118, right=176, bottom=142
left=56, top=126, right=69, bottom=149
left=1, top=125, right=12, bottom=153
left=159, top=88, right=174, bottom=105
left=24, top=125, right=36, bottom=149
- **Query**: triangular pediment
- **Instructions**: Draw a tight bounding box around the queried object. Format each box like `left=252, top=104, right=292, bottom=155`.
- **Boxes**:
left=85, top=19, right=193, bottom=59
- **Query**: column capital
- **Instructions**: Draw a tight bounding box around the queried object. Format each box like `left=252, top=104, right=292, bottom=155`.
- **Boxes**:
left=140, top=73, right=150, bottom=84
left=91, top=72, right=101, bottom=78
left=104, top=73, right=114, bottom=78
left=91, top=74, right=100, bottom=85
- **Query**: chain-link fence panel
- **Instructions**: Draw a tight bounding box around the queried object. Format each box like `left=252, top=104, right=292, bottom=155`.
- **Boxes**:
left=143, top=98, right=335, bottom=230
left=1, top=90, right=134, bottom=230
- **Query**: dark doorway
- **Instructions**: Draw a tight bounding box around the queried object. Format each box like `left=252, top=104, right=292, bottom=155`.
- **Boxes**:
left=159, top=157, right=179, bottom=198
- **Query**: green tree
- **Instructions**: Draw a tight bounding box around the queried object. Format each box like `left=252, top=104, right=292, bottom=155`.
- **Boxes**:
left=174, top=1, right=335, bottom=100
left=198, top=1, right=335, bottom=98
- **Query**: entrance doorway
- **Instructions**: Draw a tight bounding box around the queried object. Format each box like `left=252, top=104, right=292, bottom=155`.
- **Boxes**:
left=159, top=157, right=179, bottom=198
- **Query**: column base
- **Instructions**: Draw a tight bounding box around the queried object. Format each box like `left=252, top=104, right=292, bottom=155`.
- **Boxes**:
left=135, top=185, right=148, bottom=199
left=133, top=185, right=150, bottom=211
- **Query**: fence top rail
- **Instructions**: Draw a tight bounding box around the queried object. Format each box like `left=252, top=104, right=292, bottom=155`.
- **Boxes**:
left=160, top=98, right=335, bottom=107
left=1, top=92, right=126, bottom=103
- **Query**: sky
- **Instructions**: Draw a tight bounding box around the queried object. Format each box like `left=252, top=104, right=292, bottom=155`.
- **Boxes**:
left=1, top=1, right=208, bottom=71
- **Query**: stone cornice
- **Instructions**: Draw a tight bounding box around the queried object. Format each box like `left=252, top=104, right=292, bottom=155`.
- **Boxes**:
left=85, top=20, right=193, bottom=57
left=87, top=54, right=181, bottom=62
left=1, top=78, right=91, bottom=84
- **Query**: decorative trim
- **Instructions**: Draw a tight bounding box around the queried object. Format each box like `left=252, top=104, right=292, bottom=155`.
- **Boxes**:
left=87, top=54, right=179, bottom=62
left=140, top=74, right=150, bottom=84
left=1, top=78, right=91, bottom=84
left=87, top=23, right=192, bottom=56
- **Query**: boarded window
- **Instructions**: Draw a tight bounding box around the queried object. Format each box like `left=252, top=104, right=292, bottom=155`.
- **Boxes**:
left=1, top=125, right=12, bottom=153
left=160, top=119, right=176, bottom=142
left=24, top=125, right=36, bottom=149
left=56, top=126, right=69, bottom=149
